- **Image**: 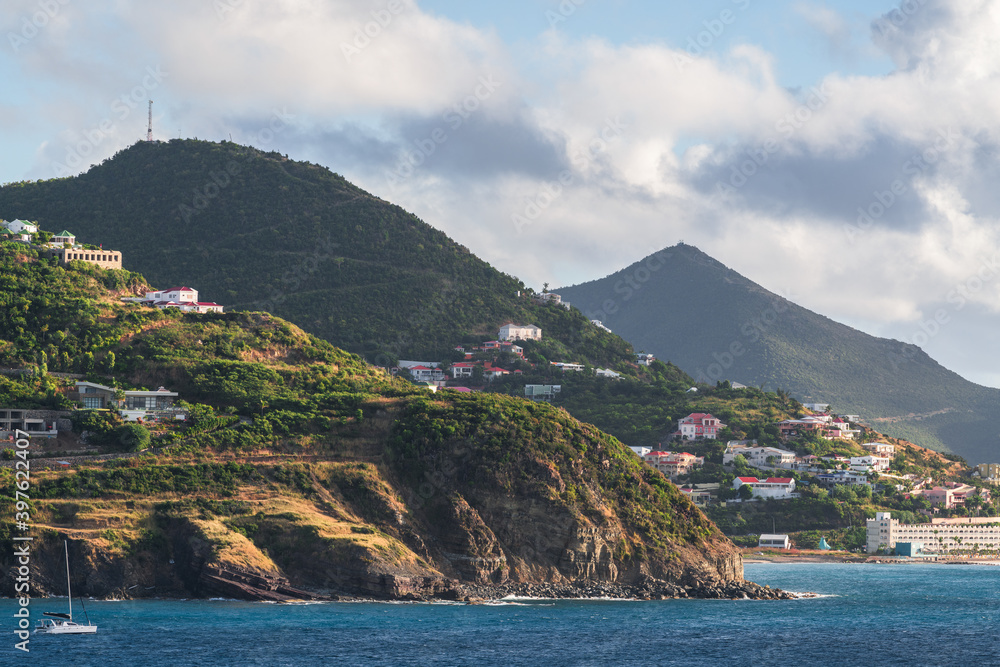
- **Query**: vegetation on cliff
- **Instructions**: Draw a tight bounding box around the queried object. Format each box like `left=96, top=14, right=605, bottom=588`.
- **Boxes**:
left=0, top=244, right=741, bottom=599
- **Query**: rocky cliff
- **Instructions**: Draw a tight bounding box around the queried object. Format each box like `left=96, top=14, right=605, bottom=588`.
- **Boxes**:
left=2, top=394, right=757, bottom=601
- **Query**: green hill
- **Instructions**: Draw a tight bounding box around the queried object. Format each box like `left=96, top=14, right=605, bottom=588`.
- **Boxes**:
left=0, top=242, right=751, bottom=600
left=558, top=243, right=1000, bottom=463
left=0, top=140, right=631, bottom=368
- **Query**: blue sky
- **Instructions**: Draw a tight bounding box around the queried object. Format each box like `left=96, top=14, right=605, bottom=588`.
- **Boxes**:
left=2, top=0, right=1000, bottom=388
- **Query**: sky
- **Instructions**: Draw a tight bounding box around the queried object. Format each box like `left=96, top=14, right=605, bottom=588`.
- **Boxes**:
left=2, top=0, right=1000, bottom=387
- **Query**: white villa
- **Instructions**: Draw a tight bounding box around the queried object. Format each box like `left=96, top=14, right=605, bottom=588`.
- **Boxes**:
left=143, top=286, right=223, bottom=313
left=724, top=444, right=797, bottom=468
left=498, top=323, right=541, bottom=341
left=733, top=476, right=797, bottom=499
left=849, top=454, right=891, bottom=473
left=3, top=219, right=37, bottom=235
left=861, top=442, right=896, bottom=457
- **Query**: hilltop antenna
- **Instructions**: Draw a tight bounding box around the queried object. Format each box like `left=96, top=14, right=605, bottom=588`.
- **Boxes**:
left=147, top=100, right=153, bottom=142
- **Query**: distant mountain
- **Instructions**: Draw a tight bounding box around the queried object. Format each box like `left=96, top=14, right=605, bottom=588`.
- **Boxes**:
left=559, top=243, right=1000, bottom=463
left=0, top=140, right=631, bottom=367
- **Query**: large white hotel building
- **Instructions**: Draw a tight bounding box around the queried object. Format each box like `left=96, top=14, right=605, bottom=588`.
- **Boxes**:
left=867, top=512, right=1000, bottom=554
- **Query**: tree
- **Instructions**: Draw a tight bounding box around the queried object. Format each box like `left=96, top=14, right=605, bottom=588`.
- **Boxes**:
left=737, top=484, right=754, bottom=501
left=116, top=423, right=151, bottom=452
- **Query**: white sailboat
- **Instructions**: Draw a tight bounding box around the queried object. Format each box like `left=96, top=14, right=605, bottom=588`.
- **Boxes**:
left=34, top=540, right=97, bottom=635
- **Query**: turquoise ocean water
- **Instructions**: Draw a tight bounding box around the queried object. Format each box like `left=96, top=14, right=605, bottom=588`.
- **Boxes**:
left=4, top=563, right=1000, bottom=666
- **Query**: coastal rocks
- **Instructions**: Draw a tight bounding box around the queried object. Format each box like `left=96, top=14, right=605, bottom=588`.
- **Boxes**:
left=455, top=576, right=792, bottom=602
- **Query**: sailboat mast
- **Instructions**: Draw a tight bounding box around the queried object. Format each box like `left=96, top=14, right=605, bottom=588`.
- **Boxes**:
left=65, top=540, right=73, bottom=621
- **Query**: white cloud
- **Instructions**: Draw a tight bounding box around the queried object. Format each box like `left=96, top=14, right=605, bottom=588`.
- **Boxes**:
left=5, top=0, right=1000, bottom=384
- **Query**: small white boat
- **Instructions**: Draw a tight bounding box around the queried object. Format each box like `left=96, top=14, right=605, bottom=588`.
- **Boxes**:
left=35, top=540, right=97, bottom=635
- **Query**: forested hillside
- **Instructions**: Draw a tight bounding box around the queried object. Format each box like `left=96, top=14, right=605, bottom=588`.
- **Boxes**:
left=559, top=244, right=1000, bottom=463
left=0, top=242, right=749, bottom=600
left=0, top=140, right=631, bottom=368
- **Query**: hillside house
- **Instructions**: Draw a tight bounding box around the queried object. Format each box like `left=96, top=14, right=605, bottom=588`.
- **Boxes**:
left=533, top=292, right=570, bottom=309
left=591, top=319, right=611, bottom=332
left=815, top=470, right=870, bottom=487
left=498, top=323, right=541, bottom=341
left=636, top=353, right=655, bottom=366
left=524, top=384, right=560, bottom=402
left=644, top=450, right=705, bottom=478
left=850, top=455, right=891, bottom=473
left=974, top=463, right=1000, bottom=483
left=143, top=286, right=223, bottom=313
left=482, top=364, right=509, bottom=381
left=3, top=220, right=37, bottom=235
left=551, top=362, right=584, bottom=372
left=777, top=416, right=828, bottom=438
left=676, top=413, right=726, bottom=440
left=723, top=444, right=796, bottom=468
left=862, top=442, right=896, bottom=457
left=0, top=408, right=62, bottom=439
left=72, top=381, right=185, bottom=422
left=594, top=368, right=621, bottom=379
left=680, top=487, right=712, bottom=506
left=451, top=362, right=475, bottom=379
left=733, top=476, right=797, bottom=500
left=52, top=230, right=76, bottom=245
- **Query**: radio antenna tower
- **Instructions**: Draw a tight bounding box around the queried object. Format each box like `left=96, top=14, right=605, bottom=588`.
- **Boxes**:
left=147, top=100, right=153, bottom=142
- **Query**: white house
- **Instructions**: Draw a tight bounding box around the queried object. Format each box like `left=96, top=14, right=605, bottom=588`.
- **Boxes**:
left=629, top=446, right=652, bottom=457
left=850, top=455, right=891, bottom=473
left=534, top=293, right=570, bottom=309
left=724, top=445, right=797, bottom=468
left=803, top=403, right=830, bottom=412
left=591, top=320, right=612, bottom=332
left=758, top=534, right=790, bottom=549
left=861, top=442, right=896, bottom=457
left=733, top=476, right=797, bottom=499
left=52, top=230, right=76, bottom=245
left=4, top=220, right=37, bottom=235
left=498, top=323, right=541, bottom=341
left=144, top=286, right=224, bottom=313
left=551, top=362, right=584, bottom=372
left=636, top=353, right=655, bottom=366
left=451, top=362, right=475, bottom=379
left=594, top=368, right=621, bottom=379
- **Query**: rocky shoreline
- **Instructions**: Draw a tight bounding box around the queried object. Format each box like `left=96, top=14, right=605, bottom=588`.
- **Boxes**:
left=324, top=578, right=795, bottom=603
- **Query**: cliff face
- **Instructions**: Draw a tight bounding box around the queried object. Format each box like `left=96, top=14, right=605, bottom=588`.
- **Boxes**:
left=2, top=395, right=744, bottom=601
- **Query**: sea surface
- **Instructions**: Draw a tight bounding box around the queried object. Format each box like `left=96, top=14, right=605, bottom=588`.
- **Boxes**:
left=5, top=563, right=1000, bottom=666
